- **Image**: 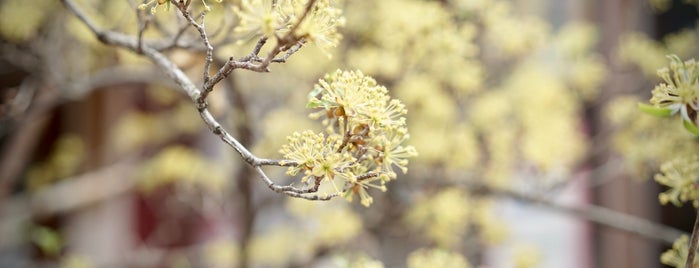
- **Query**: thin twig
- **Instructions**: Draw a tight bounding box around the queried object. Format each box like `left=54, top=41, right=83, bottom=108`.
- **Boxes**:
left=337, top=137, right=351, bottom=154
left=686, top=209, right=699, bottom=268
left=271, top=40, right=305, bottom=63
left=136, top=9, right=151, bottom=53
left=252, top=36, right=268, bottom=55
left=285, top=0, right=318, bottom=39
left=357, top=172, right=380, bottom=181
left=203, top=0, right=319, bottom=92
left=173, top=3, right=213, bottom=89
left=165, top=19, right=193, bottom=50
left=59, top=0, right=340, bottom=201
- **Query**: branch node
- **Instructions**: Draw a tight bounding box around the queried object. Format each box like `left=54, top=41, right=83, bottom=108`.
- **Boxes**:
left=196, top=100, right=208, bottom=111
left=212, top=126, right=222, bottom=135
left=95, top=32, right=108, bottom=43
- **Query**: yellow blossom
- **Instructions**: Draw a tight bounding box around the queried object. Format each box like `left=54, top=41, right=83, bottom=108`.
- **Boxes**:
left=407, top=248, right=471, bottom=268
left=233, top=0, right=289, bottom=37
left=405, top=188, right=471, bottom=247
left=292, top=0, right=345, bottom=56
left=641, top=55, right=699, bottom=135
left=661, top=235, right=699, bottom=268
left=655, top=155, right=699, bottom=207
left=297, top=69, right=415, bottom=206
left=279, top=130, right=355, bottom=185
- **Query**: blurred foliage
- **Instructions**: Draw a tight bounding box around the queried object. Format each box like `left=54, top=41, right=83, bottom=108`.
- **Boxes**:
left=619, top=30, right=699, bottom=78
left=406, top=248, right=471, bottom=268
left=606, top=96, right=699, bottom=179
left=513, top=244, right=543, bottom=268
left=204, top=240, right=240, bottom=268
left=25, top=134, right=85, bottom=192
left=111, top=97, right=201, bottom=155
left=286, top=198, right=363, bottom=245
left=0, top=0, right=56, bottom=42
left=405, top=188, right=472, bottom=247
left=60, top=254, right=93, bottom=268
left=333, top=253, right=385, bottom=268
left=138, top=145, right=228, bottom=192
left=29, top=225, right=63, bottom=258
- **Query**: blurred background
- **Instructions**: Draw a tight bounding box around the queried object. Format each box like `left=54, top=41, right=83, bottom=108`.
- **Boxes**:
left=1, top=0, right=698, bottom=267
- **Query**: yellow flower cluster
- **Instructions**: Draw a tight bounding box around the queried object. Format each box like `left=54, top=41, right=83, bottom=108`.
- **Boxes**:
left=0, top=0, right=55, bottom=42
left=555, top=22, right=607, bottom=100
left=482, top=2, right=549, bottom=56
left=26, top=135, right=85, bottom=192
left=138, top=0, right=170, bottom=14
left=233, top=0, right=288, bottom=37
left=293, top=0, right=345, bottom=55
left=641, top=55, right=699, bottom=135
left=661, top=235, right=698, bottom=268
left=513, top=244, right=543, bottom=268
left=138, top=146, right=228, bottom=192
left=281, top=70, right=416, bottom=206
left=618, top=32, right=698, bottom=77
left=405, top=188, right=471, bottom=247
left=286, top=198, right=363, bottom=245
left=607, top=96, right=699, bottom=178
left=655, top=155, right=699, bottom=207
left=335, top=254, right=385, bottom=268
left=407, top=248, right=471, bottom=268
left=247, top=226, right=311, bottom=266
left=280, top=131, right=355, bottom=184
left=204, top=240, right=239, bottom=268
left=111, top=101, right=201, bottom=154
left=233, top=0, right=344, bottom=54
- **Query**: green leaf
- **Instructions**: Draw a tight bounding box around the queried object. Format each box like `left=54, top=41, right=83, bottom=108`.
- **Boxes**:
left=667, top=54, right=682, bottom=64
left=683, top=119, right=699, bottom=136
left=306, top=99, right=325, bottom=109
left=308, top=86, right=324, bottom=99
left=638, top=103, right=675, bottom=117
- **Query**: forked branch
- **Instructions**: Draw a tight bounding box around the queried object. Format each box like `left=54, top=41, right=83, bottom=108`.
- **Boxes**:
left=59, top=0, right=339, bottom=201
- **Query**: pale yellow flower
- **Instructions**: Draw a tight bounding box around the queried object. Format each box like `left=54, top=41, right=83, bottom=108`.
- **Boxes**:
left=233, top=0, right=289, bottom=37
left=655, top=155, right=699, bottom=207
left=407, top=248, right=471, bottom=268
left=650, top=56, right=699, bottom=123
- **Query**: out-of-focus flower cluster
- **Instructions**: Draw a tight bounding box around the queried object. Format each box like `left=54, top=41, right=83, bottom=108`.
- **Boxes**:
left=513, top=244, right=543, bottom=268
left=138, top=146, right=228, bottom=192
left=405, top=189, right=507, bottom=247
left=25, top=135, right=85, bottom=192
left=405, top=188, right=471, bottom=247
left=280, top=69, right=417, bottom=207
left=233, top=0, right=345, bottom=55
left=406, top=248, right=472, bottom=268
left=607, top=96, right=699, bottom=179
left=640, top=55, right=699, bottom=136
left=655, top=155, right=699, bottom=207
left=139, top=0, right=225, bottom=14
left=661, top=235, right=699, bottom=268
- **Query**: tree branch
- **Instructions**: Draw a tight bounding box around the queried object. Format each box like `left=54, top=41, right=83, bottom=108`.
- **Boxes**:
left=686, top=209, right=699, bottom=268
left=59, top=0, right=344, bottom=201
left=464, top=181, right=686, bottom=244
left=0, top=161, right=138, bottom=248
left=172, top=2, right=214, bottom=87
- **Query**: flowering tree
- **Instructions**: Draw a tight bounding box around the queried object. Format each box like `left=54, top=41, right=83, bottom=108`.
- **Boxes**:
left=57, top=0, right=417, bottom=205
left=1, top=0, right=699, bottom=267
